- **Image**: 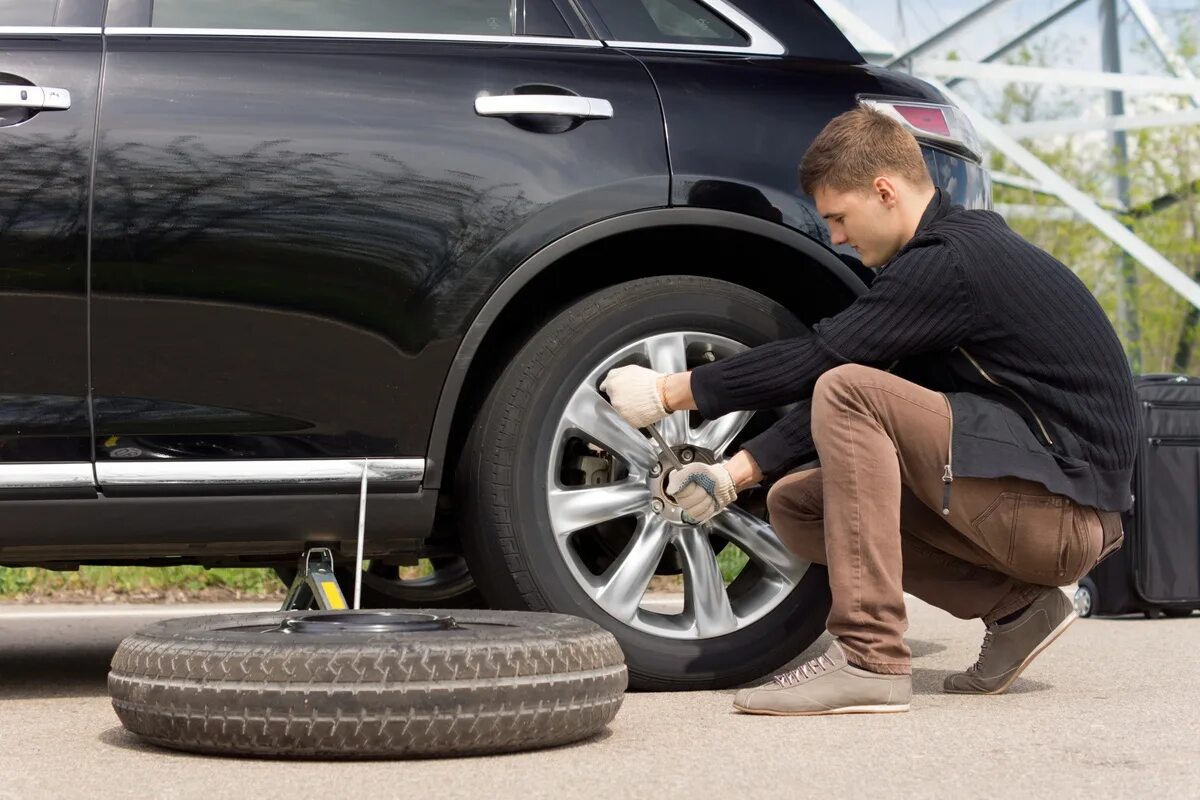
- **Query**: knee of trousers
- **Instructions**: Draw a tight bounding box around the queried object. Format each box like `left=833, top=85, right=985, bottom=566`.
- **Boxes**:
left=811, top=363, right=886, bottom=439
left=766, top=470, right=823, bottom=523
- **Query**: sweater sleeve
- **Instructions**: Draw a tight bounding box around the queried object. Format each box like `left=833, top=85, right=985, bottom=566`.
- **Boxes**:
left=694, top=247, right=975, bottom=478
left=691, top=245, right=975, bottom=420
left=740, top=400, right=817, bottom=477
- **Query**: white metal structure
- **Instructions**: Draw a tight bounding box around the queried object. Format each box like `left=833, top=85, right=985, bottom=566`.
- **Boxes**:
left=815, top=0, right=1200, bottom=366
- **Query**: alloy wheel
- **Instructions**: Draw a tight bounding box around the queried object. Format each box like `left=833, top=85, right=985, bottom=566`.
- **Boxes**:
left=545, top=331, right=811, bottom=640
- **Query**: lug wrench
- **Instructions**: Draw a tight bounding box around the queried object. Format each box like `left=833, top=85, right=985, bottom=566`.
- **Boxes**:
left=648, top=423, right=685, bottom=471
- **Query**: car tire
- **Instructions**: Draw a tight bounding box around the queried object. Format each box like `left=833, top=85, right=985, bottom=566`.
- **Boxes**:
left=457, top=276, right=832, bottom=691
left=1073, top=577, right=1098, bottom=618
left=109, top=609, right=626, bottom=758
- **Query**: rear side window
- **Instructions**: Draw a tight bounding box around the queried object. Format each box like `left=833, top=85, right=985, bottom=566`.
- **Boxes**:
left=587, top=0, right=747, bottom=46
left=0, top=0, right=57, bottom=25
left=150, top=0, right=522, bottom=36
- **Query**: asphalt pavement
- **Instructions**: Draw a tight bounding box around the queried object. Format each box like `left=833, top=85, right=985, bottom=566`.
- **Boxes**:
left=0, top=593, right=1196, bottom=799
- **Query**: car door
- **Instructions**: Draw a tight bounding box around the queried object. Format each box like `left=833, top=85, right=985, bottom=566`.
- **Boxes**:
left=0, top=0, right=102, bottom=498
left=90, top=0, right=668, bottom=494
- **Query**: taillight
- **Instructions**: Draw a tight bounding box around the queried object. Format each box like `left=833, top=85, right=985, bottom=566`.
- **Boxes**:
left=858, top=97, right=983, bottom=162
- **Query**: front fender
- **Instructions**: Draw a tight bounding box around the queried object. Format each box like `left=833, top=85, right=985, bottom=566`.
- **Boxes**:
left=422, top=207, right=869, bottom=488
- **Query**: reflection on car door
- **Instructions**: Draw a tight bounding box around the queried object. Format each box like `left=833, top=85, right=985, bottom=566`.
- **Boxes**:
left=89, top=0, right=668, bottom=494
left=0, top=6, right=102, bottom=498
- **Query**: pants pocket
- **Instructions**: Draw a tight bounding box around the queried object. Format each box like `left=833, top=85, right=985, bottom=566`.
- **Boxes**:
left=1063, top=506, right=1104, bottom=583
left=971, top=492, right=1070, bottom=584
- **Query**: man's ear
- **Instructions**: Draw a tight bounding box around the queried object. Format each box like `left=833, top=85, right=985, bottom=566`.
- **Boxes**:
left=873, top=176, right=899, bottom=209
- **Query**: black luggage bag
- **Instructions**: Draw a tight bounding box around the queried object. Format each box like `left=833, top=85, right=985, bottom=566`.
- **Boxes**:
left=1075, top=374, right=1200, bottom=618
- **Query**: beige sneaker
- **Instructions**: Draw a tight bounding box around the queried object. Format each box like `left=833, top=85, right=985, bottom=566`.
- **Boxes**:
left=732, top=640, right=911, bottom=716
left=944, top=587, right=1077, bottom=695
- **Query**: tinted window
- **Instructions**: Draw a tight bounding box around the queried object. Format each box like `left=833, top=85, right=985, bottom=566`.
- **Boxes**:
left=588, top=0, right=747, bottom=46
left=151, top=0, right=518, bottom=36
left=0, top=0, right=57, bottom=26
left=523, top=0, right=572, bottom=37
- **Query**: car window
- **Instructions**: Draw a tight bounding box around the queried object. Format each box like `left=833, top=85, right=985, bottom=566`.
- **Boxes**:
left=0, top=0, right=57, bottom=25
left=587, top=0, right=747, bottom=46
left=523, top=1, right=572, bottom=37
left=150, top=0, right=521, bottom=36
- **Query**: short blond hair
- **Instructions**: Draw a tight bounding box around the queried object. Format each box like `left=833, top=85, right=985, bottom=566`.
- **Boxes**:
left=800, top=106, right=932, bottom=195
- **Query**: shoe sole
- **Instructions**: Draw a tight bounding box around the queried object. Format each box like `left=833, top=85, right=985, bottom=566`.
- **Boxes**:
left=944, top=609, right=1079, bottom=696
left=731, top=703, right=910, bottom=717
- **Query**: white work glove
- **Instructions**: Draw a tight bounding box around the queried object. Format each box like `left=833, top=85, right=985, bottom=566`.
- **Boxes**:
left=599, top=365, right=670, bottom=429
left=667, top=462, right=737, bottom=525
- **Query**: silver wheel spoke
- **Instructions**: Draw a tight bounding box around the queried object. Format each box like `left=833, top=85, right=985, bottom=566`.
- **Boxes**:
left=595, top=516, right=672, bottom=623
left=645, top=333, right=690, bottom=442
left=547, top=480, right=651, bottom=538
left=708, top=506, right=808, bottom=583
left=656, top=411, right=689, bottom=446
left=690, top=409, right=754, bottom=456
left=676, top=527, right=738, bottom=636
left=562, top=384, right=657, bottom=473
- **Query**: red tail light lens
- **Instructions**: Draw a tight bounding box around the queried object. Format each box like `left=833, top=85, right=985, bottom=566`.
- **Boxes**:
left=858, top=97, right=982, bottom=162
left=893, top=104, right=951, bottom=136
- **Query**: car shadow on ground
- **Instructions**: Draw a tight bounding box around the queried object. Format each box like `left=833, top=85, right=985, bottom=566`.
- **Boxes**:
left=0, top=641, right=115, bottom=700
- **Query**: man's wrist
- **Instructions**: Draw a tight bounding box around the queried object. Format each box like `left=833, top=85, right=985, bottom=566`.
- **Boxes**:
left=724, top=450, right=764, bottom=491
left=656, top=376, right=673, bottom=413
left=662, top=372, right=696, bottom=413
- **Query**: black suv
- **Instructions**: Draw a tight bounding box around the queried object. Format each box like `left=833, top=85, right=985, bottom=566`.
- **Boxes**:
left=3, top=0, right=991, bottom=689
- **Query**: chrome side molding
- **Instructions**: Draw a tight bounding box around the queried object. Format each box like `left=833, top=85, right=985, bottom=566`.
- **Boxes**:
left=0, top=27, right=101, bottom=35
left=96, top=458, right=425, bottom=491
left=0, top=463, right=94, bottom=492
left=0, top=459, right=425, bottom=497
left=103, top=28, right=602, bottom=47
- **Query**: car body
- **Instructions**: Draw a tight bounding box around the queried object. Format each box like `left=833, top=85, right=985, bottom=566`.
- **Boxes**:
left=1, top=0, right=991, bottom=687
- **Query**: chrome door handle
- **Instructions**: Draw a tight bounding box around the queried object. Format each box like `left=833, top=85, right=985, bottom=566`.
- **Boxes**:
left=0, top=85, right=71, bottom=110
left=475, top=94, right=613, bottom=119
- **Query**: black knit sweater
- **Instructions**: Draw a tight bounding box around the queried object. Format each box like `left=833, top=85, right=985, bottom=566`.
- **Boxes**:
left=690, top=188, right=1139, bottom=512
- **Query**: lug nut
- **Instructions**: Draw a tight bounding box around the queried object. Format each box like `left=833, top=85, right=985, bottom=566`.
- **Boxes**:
left=681, top=449, right=695, bottom=463
left=650, top=463, right=662, bottom=477
left=650, top=499, right=664, bottom=513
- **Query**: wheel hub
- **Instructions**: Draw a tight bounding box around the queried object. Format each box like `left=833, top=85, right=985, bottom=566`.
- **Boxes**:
left=1073, top=586, right=1093, bottom=617
left=648, top=444, right=715, bottom=524
left=276, top=611, right=461, bottom=634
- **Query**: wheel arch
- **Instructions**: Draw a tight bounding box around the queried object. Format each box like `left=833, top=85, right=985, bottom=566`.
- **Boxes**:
left=423, top=207, right=868, bottom=490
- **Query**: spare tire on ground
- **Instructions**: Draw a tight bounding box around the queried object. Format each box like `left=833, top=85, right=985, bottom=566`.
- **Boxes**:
left=109, top=609, right=627, bottom=759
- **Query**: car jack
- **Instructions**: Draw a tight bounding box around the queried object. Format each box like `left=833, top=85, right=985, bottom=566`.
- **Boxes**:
left=281, top=458, right=371, bottom=611
left=281, top=547, right=349, bottom=611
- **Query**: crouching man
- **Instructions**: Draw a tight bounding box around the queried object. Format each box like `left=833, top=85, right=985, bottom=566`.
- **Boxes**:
left=601, top=106, right=1135, bottom=715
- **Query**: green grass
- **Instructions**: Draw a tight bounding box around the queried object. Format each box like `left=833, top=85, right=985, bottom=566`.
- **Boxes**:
left=0, top=560, right=439, bottom=600
left=0, top=565, right=285, bottom=599
left=717, top=544, right=750, bottom=584
left=1, top=552, right=728, bottom=600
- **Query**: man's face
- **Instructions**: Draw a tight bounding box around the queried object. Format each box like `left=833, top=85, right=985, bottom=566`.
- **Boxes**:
left=814, top=179, right=908, bottom=268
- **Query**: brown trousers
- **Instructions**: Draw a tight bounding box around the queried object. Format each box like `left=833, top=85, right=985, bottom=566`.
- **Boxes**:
left=767, top=364, right=1111, bottom=675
